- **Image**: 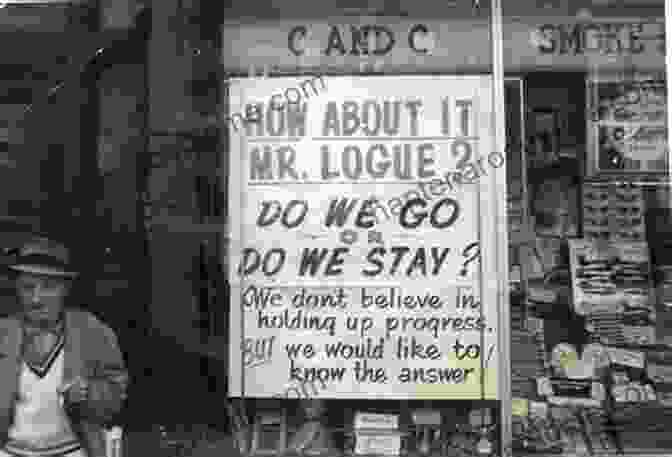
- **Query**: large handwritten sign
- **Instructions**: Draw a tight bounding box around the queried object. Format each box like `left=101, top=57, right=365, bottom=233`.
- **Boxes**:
left=228, top=76, right=501, bottom=400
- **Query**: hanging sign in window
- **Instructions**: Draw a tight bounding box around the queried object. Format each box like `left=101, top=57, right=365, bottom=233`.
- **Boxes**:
left=227, top=76, right=502, bottom=400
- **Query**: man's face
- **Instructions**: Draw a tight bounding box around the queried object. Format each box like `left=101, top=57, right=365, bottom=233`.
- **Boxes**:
left=16, top=273, right=69, bottom=324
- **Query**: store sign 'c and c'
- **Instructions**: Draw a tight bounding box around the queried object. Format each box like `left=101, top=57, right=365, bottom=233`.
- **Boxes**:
left=288, top=24, right=435, bottom=57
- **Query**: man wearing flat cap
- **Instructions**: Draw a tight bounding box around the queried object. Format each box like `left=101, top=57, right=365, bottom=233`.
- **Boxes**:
left=0, top=237, right=128, bottom=457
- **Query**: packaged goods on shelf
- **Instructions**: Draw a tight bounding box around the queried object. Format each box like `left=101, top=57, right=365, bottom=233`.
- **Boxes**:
left=583, top=183, right=646, bottom=243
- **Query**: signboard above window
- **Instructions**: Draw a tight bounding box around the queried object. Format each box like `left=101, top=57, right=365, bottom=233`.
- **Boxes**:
left=531, top=22, right=665, bottom=56
left=221, top=17, right=665, bottom=74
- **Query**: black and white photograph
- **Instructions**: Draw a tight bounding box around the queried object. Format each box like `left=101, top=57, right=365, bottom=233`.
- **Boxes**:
left=0, top=1, right=669, bottom=457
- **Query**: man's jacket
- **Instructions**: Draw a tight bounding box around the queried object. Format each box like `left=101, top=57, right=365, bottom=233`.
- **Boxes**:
left=0, top=309, right=128, bottom=457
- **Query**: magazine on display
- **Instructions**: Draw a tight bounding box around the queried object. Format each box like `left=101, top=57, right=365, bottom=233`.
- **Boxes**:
left=587, top=74, right=669, bottom=176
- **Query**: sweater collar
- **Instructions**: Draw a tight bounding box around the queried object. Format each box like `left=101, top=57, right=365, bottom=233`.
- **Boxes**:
left=21, top=311, right=65, bottom=338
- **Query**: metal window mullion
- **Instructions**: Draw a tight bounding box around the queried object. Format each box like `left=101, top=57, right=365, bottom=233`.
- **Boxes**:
left=489, top=0, right=512, bottom=455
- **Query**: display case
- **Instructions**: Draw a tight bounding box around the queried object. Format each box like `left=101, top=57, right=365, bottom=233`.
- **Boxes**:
left=511, top=67, right=672, bottom=456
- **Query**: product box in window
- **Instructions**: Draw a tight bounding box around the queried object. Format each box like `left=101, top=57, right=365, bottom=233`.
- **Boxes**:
left=605, top=349, right=656, bottom=405
left=536, top=343, right=606, bottom=409
left=622, top=310, right=656, bottom=346
left=569, top=240, right=653, bottom=320
left=654, top=266, right=672, bottom=346
left=352, top=413, right=403, bottom=457
left=645, top=350, right=672, bottom=406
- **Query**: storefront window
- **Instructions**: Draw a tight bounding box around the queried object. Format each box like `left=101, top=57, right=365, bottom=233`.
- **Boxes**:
left=505, top=2, right=672, bottom=456
left=222, top=1, right=510, bottom=454
left=218, top=1, right=671, bottom=457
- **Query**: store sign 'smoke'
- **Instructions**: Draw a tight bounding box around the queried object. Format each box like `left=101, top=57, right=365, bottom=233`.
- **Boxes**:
left=533, top=22, right=665, bottom=55
left=288, top=24, right=434, bottom=57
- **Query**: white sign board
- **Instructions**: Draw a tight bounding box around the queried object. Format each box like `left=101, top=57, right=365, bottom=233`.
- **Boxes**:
left=227, top=76, right=502, bottom=400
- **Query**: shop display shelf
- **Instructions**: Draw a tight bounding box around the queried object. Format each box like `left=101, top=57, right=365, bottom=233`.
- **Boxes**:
left=605, top=343, right=672, bottom=353
left=607, top=402, right=672, bottom=420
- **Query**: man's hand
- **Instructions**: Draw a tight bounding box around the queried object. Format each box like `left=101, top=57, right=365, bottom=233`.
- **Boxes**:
left=58, top=376, right=90, bottom=404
